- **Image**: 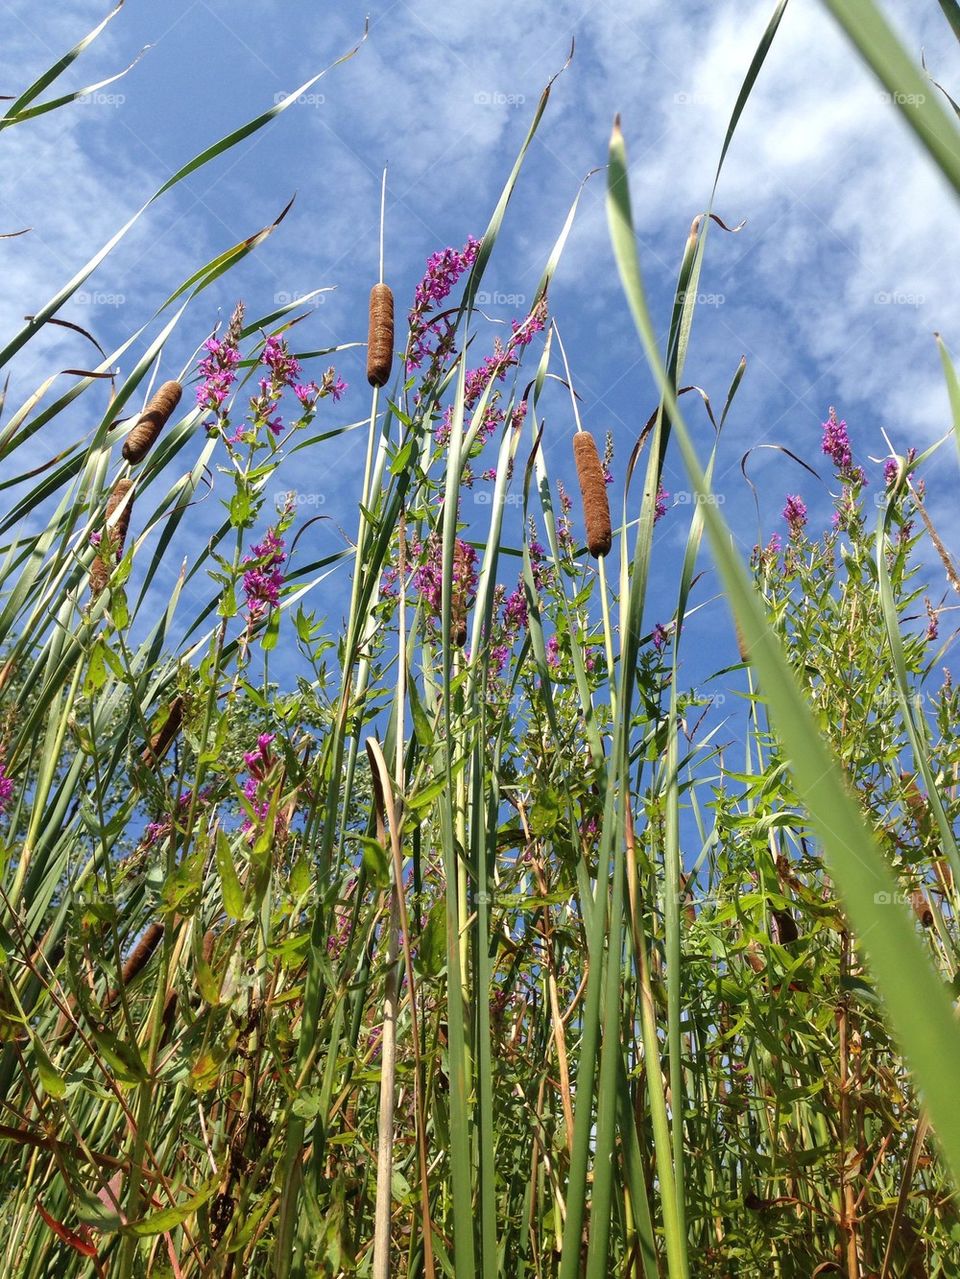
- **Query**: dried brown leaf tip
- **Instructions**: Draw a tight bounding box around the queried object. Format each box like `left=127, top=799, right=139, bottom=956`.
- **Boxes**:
left=89, top=479, right=134, bottom=598
left=572, top=431, right=612, bottom=557
left=367, top=283, right=394, bottom=387
left=122, top=381, right=182, bottom=464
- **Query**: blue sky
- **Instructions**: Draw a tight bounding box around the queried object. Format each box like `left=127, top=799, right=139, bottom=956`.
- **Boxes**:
left=3, top=0, right=959, bottom=687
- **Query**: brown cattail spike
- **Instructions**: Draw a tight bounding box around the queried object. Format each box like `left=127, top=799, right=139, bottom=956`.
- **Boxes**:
left=367, top=283, right=394, bottom=387
left=572, top=431, right=612, bottom=557
left=89, top=479, right=134, bottom=598
left=141, top=695, right=184, bottom=765
left=122, top=381, right=182, bottom=464
left=105, top=921, right=164, bottom=1009
left=911, top=890, right=934, bottom=928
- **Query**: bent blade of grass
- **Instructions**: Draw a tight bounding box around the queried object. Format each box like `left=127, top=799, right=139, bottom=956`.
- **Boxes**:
left=1, top=1, right=126, bottom=126
left=608, top=117, right=960, bottom=1186
left=819, top=0, right=960, bottom=199
left=0, top=30, right=367, bottom=369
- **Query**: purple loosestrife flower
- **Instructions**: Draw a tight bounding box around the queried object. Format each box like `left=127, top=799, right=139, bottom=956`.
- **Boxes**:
left=652, top=622, right=669, bottom=652
left=241, top=732, right=276, bottom=831
left=413, top=533, right=478, bottom=639
left=654, top=483, right=669, bottom=524
left=821, top=407, right=852, bottom=471
left=502, top=586, right=528, bottom=633
left=242, top=530, right=286, bottom=620
left=262, top=335, right=302, bottom=387
left=490, top=644, right=511, bottom=677
left=197, top=336, right=241, bottom=426
left=884, top=458, right=899, bottom=487
left=407, top=237, right=481, bottom=370
left=821, top=405, right=866, bottom=487
left=546, top=634, right=560, bottom=669
left=556, top=480, right=574, bottom=552
left=926, top=599, right=939, bottom=642
left=783, top=494, right=807, bottom=537
left=0, top=765, right=13, bottom=814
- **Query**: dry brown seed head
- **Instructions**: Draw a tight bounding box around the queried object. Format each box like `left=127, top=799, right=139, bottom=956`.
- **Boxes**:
left=122, top=381, right=182, bottom=464
left=572, top=432, right=612, bottom=558
left=367, top=283, right=394, bottom=387
left=89, top=479, right=135, bottom=598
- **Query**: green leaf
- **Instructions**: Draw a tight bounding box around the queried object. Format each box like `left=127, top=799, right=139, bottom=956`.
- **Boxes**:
left=215, top=829, right=246, bottom=921
left=125, top=1176, right=219, bottom=1236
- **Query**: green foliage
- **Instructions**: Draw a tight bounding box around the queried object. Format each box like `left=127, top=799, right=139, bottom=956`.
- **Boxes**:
left=1, top=4, right=960, bottom=1278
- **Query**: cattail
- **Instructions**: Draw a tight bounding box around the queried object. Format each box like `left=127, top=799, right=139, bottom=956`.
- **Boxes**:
left=89, top=479, right=134, bottom=598
left=122, top=381, right=182, bottom=464
left=735, top=621, right=750, bottom=663
left=572, top=431, right=612, bottom=557
left=745, top=940, right=765, bottom=974
left=366, top=283, right=394, bottom=387
left=141, top=695, right=184, bottom=765
left=105, top=921, right=163, bottom=1008
left=911, top=890, right=934, bottom=928
left=771, top=909, right=798, bottom=945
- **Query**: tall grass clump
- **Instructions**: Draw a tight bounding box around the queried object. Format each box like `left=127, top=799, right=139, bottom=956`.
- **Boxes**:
left=1, top=3, right=960, bottom=1277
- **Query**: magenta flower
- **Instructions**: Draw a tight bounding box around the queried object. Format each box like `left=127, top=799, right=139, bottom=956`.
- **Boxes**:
left=240, top=732, right=276, bottom=831
left=654, top=483, right=669, bottom=523
left=197, top=335, right=241, bottom=425
left=242, top=530, right=286, bottom=619
left=262, top=335, right=302, bottom=386
left=413, top=534, right=478, bottom=626
left=502, top=585, right=528, bottom=632
left=821, top=407, right=852, bottom=471
left=0, top=766, right=14, bottom=813
left=407, top=237, right=481, bottom=370
left=546, top=634, right=560, bottom=669
left=783, top=494, right=807, bottom=536
left=652, top=622, right=669, bottom=651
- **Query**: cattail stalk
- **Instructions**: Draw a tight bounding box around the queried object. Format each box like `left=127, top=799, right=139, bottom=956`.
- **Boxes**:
left=89, top=479, right=134, bottom=598
left=367, top=284, right=394, bottom=387
left=122, top=381, right=182, bottom=464
left=572, top=431, right=612, bottom=557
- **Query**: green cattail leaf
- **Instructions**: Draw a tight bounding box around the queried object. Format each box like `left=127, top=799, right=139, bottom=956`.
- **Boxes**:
left=215, top=829, right=246, bottom=921
left=83, top=638, right=108, bottom=695
left=34, top=1040, right=66, bottom=1099
left=820, top=0, right=960, bottom=198
left=124, top=1176, right=219, bottom=1236
left=90, top=1025, right=148, bottom=1085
